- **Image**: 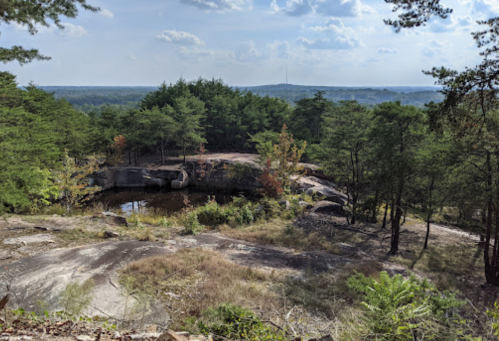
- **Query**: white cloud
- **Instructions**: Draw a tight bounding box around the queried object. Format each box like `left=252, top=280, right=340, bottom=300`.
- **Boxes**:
left=429, top=15, right=472, bottom=33
left=180, top=0, right=251, bottom=11
left=271, top=0, right=373, bottom=17
left=157, top=30, right=205, bottom=45
left=236, top=41, right=264, bottom=61
left=280, top=0, right=313, bottom=16
left=304, top=18, right=362, bottom=49
left=177, top=46, right=235, bottom=61
left=473, top=0, right=499, bottom=16
left=297, top=36, right=360, bottom=49
left=268, top=40, right=293, bottom=59
left=60, top=23, right=88, bottom=37
left=129, top=54, right=138, bottom=60
left=100, top=8, right=114, bottom=18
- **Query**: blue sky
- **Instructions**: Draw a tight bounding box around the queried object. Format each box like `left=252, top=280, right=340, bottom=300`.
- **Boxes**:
left=2, top=0, right=497, bottom=86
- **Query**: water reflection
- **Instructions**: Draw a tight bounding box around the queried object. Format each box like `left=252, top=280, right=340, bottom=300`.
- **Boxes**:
left=92, top=187, right=238, bottom=215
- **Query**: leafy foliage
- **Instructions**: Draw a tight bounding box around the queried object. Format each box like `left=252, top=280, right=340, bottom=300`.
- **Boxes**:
left=0, top=0, right=99, bottom=64
left=55, top=149, right=101, bottom=213
left=347, top=271, right=476, bottom=341
left=195, top=304, right=285, bottom=341
left=384, top=0, right=453, bottom=32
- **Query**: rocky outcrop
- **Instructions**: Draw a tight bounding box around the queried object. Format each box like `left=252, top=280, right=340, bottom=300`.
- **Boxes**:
left=1, top=241, right=172, bottom=326
left=186, top=159, right=261, bottom=192
left=171, top=170, right=190, bottom=189
left=306, top=185, right=347, bottom=205
left=311, top=201, right=345, bottom=216
left=296, top=176, right=347, bottom=205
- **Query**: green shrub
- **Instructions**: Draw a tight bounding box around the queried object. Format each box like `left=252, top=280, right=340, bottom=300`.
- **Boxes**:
left=184, top=212, right=203, bottom=235
left=196, top=200, right=229, bottom=226
left=347, top=271, right=475, bottom=341
left=193, top=304, right=285, bottom=341
left=487, top=302, right=499, bottom=338
left=158, top=217, right=172, bottom=227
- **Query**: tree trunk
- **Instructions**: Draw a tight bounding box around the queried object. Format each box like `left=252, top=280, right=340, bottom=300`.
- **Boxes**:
left=390, top=192, right=395, bottom=223
left=128, top=150, right=132, bottom=165
left=424, top=177, right=434, bottom=250
left=382, top=200, right=389, bottom=229
left=372, top=189, right=379, bottom=223
left=484, top=150, right=494, bottom=283
left=161, top=139, right=165, bottom=165
left=390, top=179, right=404, bottom=255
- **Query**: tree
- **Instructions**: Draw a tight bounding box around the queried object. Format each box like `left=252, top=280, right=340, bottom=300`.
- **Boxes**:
left=0, top=72, right=92, bottom=214
left=289, top=91, right=331, bottom=144
left=164, top=95, right=206, bottom=164
left=383, top=0, right=452, bottom=32
left=320, top=101, right=373, bottom=224
left=370, top=102, right=424, bottom=254
left=0, top=0, right=99, bottom=64
left=257, top=124, right=307, bottom=197
left=55, top=149, right=101, bottom=213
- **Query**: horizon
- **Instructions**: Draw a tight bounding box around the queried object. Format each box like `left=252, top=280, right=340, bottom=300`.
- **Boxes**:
left=33, top=83, right=443, bottom=89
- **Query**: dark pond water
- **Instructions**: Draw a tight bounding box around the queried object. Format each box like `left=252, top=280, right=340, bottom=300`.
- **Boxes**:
left=92, top=187, right=242, bottom=215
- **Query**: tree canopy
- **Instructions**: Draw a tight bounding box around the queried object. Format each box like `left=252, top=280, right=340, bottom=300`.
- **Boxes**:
left=0, top=0, right=99, bottom=64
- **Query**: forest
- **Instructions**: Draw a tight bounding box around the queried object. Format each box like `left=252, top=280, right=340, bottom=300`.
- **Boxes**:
left=41, top=84, right=444, bottom=113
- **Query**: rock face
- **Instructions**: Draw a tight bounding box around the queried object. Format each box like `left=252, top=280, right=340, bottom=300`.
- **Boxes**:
left=305, top=186, right=347, bottom=206
left=171, top=170, right=190, bottom=189
left=89, top=168, right=181, bottom=190
left=311, top=201, right=345, bottom=216
left=186, top=159, right=261, bottom=192
left=0, top=241, right=172, bottom=325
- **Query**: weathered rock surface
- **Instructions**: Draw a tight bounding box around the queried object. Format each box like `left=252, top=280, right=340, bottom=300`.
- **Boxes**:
left=144, top=176, right=167, bottom=188
left=102, top=211, right=128, bottom=227
left=186, top=158, right=261, bottom=192
left=0, top=241, right=173, bottom=325
left=305, top=186, right=347, bottom=206
left=3, top=234, right=54, bottom=245
left=311, top=201, right=345, bottom=216
left=171, top=170, right=190, bottom=189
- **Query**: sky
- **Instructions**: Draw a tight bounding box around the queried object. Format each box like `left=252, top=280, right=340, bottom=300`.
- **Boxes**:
left=1, top=0, right=498, bottom=87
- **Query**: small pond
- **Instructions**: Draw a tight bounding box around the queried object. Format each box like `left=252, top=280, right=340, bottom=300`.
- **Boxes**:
left=92, top=187, right=245, bottom=215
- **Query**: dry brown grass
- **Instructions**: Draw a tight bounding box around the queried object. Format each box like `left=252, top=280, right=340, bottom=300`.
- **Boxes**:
left=120, top=248, right=284, bottom=328
left=218, top=219, right=339, bottom=254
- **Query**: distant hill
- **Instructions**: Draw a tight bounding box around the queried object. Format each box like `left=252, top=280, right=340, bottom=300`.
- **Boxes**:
left=37, top=84, right=444, bottom=111
left=236, top=84, right=444, bottom=107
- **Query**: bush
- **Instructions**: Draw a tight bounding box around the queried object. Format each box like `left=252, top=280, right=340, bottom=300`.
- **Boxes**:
left=195, top=198, right=255, bottom=227
left=193, top=304, right=285, bottom=341
left=487, top=302, right=499, bottom=338
left=196, top=200, right=229, bottom=226
left=184, top=212, right=203, bottom=235
left=347, top=271, right=476, bottom=341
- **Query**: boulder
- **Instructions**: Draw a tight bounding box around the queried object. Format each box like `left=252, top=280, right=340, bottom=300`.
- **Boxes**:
left=171, top=170, right=190, bottom=189
left=103, top=231, right=120, bottom=239
left=102, top=211, right=128, bottom=227
left=279, top=200, right=291, bottom=210
left=311, top=201, right=345, bottom=216
left=299, top=201, right=313, bottom=210
left=115, top=168, right=149, bottom=188
left=157, top=330, right=189, bottom=341
left=89, top=168, right=115, bottom=190
left=305, top=185, right=347, bottom=205
left=144, top=176, right=167, bottom=188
